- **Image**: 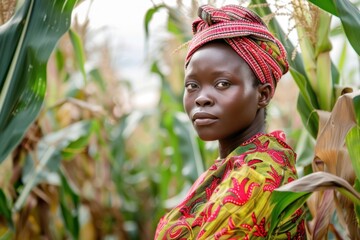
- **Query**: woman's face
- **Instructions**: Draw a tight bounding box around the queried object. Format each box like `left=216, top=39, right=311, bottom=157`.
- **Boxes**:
left=183, top=41, right=261, bottom=142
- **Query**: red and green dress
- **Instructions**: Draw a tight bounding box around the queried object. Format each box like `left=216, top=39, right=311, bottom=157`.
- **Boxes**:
left=155, top=131, right=306, bottom=239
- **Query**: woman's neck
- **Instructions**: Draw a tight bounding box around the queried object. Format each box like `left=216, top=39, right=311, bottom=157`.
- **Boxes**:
left=218, top=109, right=266, bottom=159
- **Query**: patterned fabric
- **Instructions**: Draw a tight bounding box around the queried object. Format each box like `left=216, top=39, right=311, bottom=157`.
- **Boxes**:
left=185, top=5, right=289, bottom=96
left=155, top=132, right=306, bottom=239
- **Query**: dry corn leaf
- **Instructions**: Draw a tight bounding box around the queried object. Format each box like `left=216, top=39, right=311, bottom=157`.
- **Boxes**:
left=312, top=91, right=360, bottom=237
left=276, top=171, right=360, bottom=204
left=314, top=91, right=358, bottom=175
left=312, top=190, right=335, bottom=240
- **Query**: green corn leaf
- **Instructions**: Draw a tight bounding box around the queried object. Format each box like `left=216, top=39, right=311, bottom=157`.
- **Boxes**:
left=337, top=39, right=348, bottom=75
left=353, top=93, right=360, bottom=125
left=59, top=168, right=80, bottom=240
left=308, top=0, right=360, bottom=56
left=330, top=61, right=340, bottom=92
left=293, top=129, right=315, bottom=169
left=55, top=47, right=66, bottom=74
left=346, top=94, right=360, bottom=181
left=41, top=120, right=95, bottom=161
left=152, top=61, right=182, bottom=110
left=297, top=93, right=319, bottom=139
left=0, top=0, right=77, bottom=163
left=167, top=17, right=182, bottom=37
left=69, top=29, right=86, bottom=83
left=307, top=0, right=337, bottom=16
left=89, top=68, right=106, bottom=92
left=144, top=4, right=166, bottom=40
left=346, top=126, right=360, bottom=180
left=110, top=115, right=131, bottom=169
left=269, top=171, right=360, bottom=235
left=0, top=189, right=13, bottom=229
left=61, top=122, right=98, bottom=160
left=290, top=68, right=319, bottom=110
left=269, top=191, right=310, bottom=237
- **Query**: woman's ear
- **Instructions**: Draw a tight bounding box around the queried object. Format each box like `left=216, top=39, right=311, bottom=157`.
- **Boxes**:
left=257, top=83, right=272, bottom=109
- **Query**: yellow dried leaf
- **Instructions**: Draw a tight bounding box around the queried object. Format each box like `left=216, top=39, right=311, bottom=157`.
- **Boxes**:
left=314, top=92, right=358, bottom=174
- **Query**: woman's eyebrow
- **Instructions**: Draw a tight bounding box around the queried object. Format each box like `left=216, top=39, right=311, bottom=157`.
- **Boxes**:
left=210, top=70, right=232, bottom=76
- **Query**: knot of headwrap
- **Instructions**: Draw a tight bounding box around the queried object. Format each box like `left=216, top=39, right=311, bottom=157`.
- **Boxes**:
left=185, top=5, right=289, bottom=95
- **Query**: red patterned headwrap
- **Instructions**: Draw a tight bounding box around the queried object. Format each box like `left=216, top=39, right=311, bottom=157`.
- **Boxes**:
left=185, top=5, right=289, bottom=95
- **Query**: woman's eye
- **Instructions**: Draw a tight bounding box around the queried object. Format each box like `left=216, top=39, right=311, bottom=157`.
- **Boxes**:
left=216, top=81, right=231, bottom=89
left=185, top=82, right=198, bottom=90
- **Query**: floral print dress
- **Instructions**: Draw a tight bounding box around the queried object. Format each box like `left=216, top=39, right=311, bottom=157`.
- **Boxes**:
left=155, top=131, right=305, bottom=239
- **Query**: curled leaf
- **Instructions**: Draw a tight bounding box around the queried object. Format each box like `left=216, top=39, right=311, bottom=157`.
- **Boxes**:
left=277, top=171, right=360, bottom=205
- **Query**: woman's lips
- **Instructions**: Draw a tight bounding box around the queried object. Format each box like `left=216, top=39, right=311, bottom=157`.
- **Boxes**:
left=192, top=112, right=218, bottom=126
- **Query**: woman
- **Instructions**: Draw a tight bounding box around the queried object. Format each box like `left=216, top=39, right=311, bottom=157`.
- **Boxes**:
left=155, top=4, right=305, bottom=239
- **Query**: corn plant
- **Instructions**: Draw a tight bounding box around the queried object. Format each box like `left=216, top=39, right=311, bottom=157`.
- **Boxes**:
left=250, top=0, right=360, bottom=238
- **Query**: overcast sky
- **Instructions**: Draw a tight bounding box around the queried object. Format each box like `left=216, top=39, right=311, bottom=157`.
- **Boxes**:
left=73, top=1, right=161, bottom=108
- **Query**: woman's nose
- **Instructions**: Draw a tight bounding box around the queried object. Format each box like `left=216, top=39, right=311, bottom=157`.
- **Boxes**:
left=195, top=95, right=214, bottom=107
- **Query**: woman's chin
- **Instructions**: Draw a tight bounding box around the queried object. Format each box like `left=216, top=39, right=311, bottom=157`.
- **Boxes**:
left=196, top=133, right=218, bottom=142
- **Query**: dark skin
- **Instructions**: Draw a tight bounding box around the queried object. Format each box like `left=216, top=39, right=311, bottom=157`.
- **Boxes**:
left=183, top=41, right=272, bottom=159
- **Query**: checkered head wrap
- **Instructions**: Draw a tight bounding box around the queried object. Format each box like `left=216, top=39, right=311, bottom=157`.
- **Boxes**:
left=185, top=5, right=289, bottom=95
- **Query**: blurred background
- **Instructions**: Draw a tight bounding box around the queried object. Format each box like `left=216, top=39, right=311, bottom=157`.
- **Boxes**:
left=0, top=0, right=359, bottom=239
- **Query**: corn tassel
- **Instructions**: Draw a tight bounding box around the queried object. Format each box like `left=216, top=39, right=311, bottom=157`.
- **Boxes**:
left=292, top=0, right=318, bottom=94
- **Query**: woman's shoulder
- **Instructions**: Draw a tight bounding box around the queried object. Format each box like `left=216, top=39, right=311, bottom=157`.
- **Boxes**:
left=232, top=131, right=295, bottom=156
left=226, top=131, right=298, bottom=185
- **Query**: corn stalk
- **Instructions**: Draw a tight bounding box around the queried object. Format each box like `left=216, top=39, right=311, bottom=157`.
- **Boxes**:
left=291, top=0, right=334, bottom=112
